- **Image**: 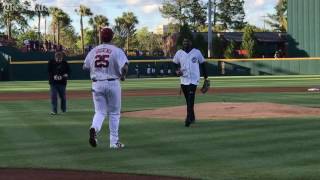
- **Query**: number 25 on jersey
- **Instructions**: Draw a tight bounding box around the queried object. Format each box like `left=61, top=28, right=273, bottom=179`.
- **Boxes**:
left=95, top=54, right=109, bottom=68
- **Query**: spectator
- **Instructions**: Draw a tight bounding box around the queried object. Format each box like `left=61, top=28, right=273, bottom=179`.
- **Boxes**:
left=146, top=64, right=151, bottom=76
left=160, top=66, right=164, bottom=77
left=135, top=65, right=140, bottom=78
left=53, top=43, right=57, bottom=51
left=58, top=44, right=63, bottom=52
left=48, top=41, right=52, bottom=51
left=35, top=40, right=40, bottom=51
left=167, top=68, right=172, bottom=75
left=274, top=50, right=280, bottom=59
left=24, top=39, right=30, bottom=51
left=44, top=40, right=49, bottom=52
left=151, top=66, right=156, bottom=77
left=29, top=40, right=35, bottom=51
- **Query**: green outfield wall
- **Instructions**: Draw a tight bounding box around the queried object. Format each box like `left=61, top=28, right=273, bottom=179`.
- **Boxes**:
left=5, top=58, right=320, bottom=81
left=6, top=60, right=219, bottom=81
left=229, top=60, right=320, bottom=75
left=288, top=0, right=320, bottom=57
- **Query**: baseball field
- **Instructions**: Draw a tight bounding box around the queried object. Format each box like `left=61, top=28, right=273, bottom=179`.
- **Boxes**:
left=1, top=75, right=320, bottom=180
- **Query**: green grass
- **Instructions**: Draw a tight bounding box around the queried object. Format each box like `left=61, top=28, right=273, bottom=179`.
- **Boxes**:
left=1, top=75, right=320, bottom=92
left=1, top=76, right=320, bottom=179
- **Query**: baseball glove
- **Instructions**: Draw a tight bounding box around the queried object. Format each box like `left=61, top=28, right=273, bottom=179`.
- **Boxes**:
left=200, top=79, right=210, bottom=94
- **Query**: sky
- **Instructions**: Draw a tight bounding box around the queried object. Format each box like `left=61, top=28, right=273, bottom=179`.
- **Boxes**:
left=25, top=0, right=278, bottom=33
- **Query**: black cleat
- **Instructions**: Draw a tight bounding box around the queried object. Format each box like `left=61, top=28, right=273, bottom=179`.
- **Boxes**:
left=185, top=118, right=191, bottom=127
left=190, top=119, right=195, bottom=124
left=89, top=128, right=97, bottom=147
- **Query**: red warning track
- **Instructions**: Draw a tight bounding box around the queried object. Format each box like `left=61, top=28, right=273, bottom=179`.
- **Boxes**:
left=0, top=168, right=188, bottom=180
left=0, top=87, right=310, bottom=101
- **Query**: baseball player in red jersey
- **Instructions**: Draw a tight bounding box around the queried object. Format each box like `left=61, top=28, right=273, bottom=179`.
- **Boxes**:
left=83, top=27, right=129, bottom=149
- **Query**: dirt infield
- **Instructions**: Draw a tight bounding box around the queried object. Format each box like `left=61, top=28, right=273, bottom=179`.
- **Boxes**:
left=123, top=102, right=320, bottom=120
left=0, top=87, right=311, bottom=101
left=0, top=168, right=188, bottom=180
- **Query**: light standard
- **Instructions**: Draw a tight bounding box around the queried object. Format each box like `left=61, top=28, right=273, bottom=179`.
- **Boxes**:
left=208, top=0, right=212, bottom=58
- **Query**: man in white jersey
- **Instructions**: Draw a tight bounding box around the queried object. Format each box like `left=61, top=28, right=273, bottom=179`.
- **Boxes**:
left=173, top=37, right=208, bottom=127
left=83, top=27, right=129, bottom=149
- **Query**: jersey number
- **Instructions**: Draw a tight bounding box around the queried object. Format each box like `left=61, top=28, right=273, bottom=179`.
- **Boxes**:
left=94, top=54, right=109, bottom=68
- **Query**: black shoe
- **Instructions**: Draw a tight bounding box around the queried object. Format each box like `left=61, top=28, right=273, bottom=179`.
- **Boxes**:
left=190, top=119, right=196, bottom=124
left=185, top=118, right=191, bottom=127
left=89, top=128, right=97, bottom=147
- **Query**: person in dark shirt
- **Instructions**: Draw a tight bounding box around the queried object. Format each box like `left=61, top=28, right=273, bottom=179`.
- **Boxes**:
left=48, top=51, right=70, bottom=115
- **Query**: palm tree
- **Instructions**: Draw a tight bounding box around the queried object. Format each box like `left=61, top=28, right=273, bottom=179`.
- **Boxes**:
left=88, top=18, right=98, bottom=45
left=89, top=15, right=109, bottom=45
left=0, top=0, right=34, bottom=39
left=114, top=12, right=138, bottom=51
left=49, top=7, right=59, bottom=43
left=35, top=4, right=49, bottom=40
left=75, top=5, right=92, bottom=54
left=265, top=0, right=287, bottom=32
left=49, top=7, right=71, bottom=45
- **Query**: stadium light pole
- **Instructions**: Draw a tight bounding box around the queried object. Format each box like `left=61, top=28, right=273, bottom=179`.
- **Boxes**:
left=208, top=0, right=212, bottom=58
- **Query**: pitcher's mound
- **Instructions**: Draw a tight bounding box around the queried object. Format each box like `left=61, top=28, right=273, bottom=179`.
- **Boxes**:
left=123, top=102, right=320, bottom=120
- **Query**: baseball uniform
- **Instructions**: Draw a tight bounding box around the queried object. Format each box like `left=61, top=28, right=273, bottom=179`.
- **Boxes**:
left=84, top=43, right=128, bottom=147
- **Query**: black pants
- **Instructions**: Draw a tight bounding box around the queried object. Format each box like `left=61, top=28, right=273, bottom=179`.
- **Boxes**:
left=50, top=84, right=67, bottom=113
left=181, top=84, right=197, bottom=123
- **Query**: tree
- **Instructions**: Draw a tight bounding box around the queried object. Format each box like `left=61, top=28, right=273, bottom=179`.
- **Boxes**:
left=114, top=12, right=138, bottom=51
left=35, top=4, right=49, bottom=40
left=216, top=0, right=246, bottom=31
left=187, top=0, right=207, bottom=31
left=59, top=25, right=79, bottom=55
left=176, top=23, right=193, bottom=49
left=163, top=23, right=180, bottom=35
left=83, top=28, right=96, bottom=47
left=160, top=0, right=206, bottom=32
left=240, top=24, right=267, bottom=32
left=160, top=0, right=189, bottom=24
left=0, top=0, right=34, bottom=39
left=16, top=29, right=38, bottom=47
left=76, top=28, right=96, bottom=51
left=224, top=40, right=236, bottom=59
left=193, top=34, right=207, bottom=56
left=241, top=26, right=257, bottom=58
left=75, top=5, right=92, bottom=54
left=135, top=27, right=149, bottom=51
left=265, top=0, right=287, bottom=32
left=89, top=15, right=109, bottom=45
left=135, top=27, right=163, bottom=55
left=212, top=35, right=227, bottom=58
left=49, top=7, right=71, bottom=45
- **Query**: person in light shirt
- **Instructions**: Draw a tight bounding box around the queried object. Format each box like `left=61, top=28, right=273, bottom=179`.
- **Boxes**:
left=173, top=37, right=208, bottom=127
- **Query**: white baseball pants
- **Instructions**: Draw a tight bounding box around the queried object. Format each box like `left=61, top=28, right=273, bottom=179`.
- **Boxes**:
left=90, top=80, right=121, bottom=145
